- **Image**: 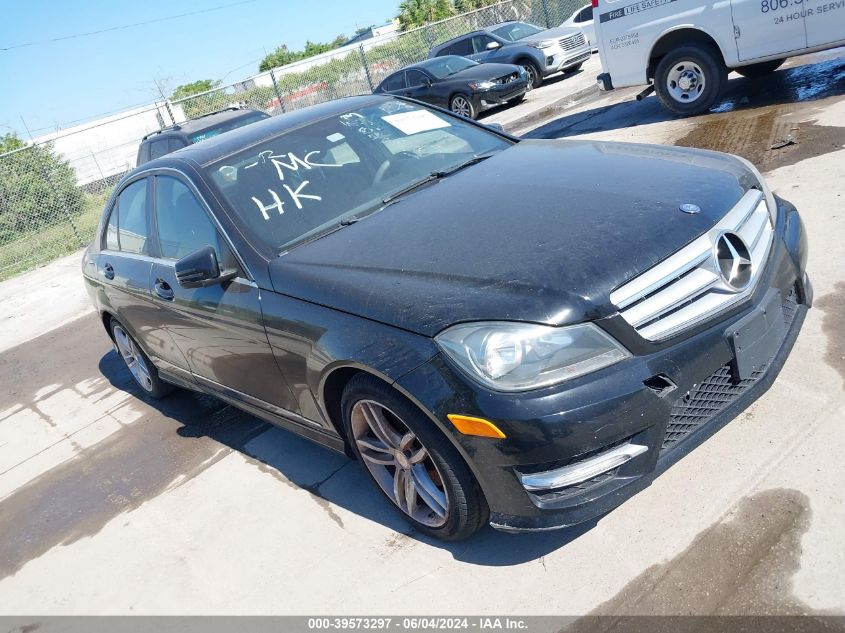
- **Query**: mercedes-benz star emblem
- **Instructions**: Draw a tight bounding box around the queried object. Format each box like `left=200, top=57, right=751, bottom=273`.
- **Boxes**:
left=680, top=203, right=701, bottom=214
left=715, top=232, right=753, bottom=291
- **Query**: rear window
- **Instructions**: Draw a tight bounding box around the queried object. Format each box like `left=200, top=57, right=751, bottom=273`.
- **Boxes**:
left=189, top=111, right=269, bottom=143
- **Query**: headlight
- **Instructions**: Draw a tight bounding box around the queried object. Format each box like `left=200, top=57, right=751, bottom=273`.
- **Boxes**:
left=529, top=40, right=554, bottom=49
left=733, top=154, right=777, bottom=225
left=469, top=80, right=496, bottom=90
left=435, top=322, right=630, bottom=392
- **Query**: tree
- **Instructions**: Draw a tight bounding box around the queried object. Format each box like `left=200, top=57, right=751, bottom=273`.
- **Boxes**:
left=259, top=35, right=350, bottom=72
left=0, top=133, right=85, bottom=245
left=397, top=0, right=456, bottom=30
left=454, top=0, right=500, bottom=11
left=170, top=79, right=221, bottom=101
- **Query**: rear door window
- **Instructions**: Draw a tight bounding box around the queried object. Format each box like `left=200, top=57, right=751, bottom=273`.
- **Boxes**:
left=445, top=38, right=473, bottom=56
left=115, top=179, right=150, bottom=255
left=104, top=203, right=119, bottom=251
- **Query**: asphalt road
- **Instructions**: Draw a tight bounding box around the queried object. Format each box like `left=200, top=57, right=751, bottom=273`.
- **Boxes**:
left=1, top=51, right=844, bottom=617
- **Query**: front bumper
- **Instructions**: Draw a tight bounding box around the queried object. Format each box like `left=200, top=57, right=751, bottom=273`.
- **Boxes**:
left=395, top=196, right=810, bottom=531
left=545, top=49, right=592, bottom=74
left=474, top=79, right=530, bottom=110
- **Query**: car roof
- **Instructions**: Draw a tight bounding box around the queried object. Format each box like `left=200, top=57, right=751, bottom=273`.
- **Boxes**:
left=399, top=57, right=468, bottom=73
left=142, top=108, right=266, bottom=141
left=142, top=95, right=389, bottom=168
left=432, top=21, right=529, bottom=49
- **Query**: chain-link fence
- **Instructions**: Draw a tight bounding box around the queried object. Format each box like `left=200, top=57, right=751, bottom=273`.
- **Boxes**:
left=0, top=0, right=583, bottom=281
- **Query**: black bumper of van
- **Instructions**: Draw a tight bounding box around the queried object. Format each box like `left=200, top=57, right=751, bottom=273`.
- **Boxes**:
left=597, top=72, right=614, bottom=91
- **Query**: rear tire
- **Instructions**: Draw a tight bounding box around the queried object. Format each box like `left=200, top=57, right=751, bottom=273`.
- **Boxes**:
left=654, top=45, right=727, bottom=116
left=342, top=374, right=488, bottom=541
left=110, top=317, right=174, bottom=399
left=736, top=59, right=785, bottom=78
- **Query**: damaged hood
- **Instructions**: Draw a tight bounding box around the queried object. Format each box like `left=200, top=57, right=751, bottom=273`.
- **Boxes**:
left=268, top=139, right=759, bottom=337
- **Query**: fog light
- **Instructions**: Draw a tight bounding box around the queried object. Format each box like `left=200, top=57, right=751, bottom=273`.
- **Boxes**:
left=447, top=414, right=506, bottom=439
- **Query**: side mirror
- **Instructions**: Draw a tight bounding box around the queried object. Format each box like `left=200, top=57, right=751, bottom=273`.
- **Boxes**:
left=422, top=77, right=432, bottom=87
left=486, top=41, right=501, bottom=51
left=175, top=245, right=237, bottom=288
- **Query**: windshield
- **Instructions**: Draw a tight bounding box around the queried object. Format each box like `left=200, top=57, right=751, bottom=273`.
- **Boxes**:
left=189, top=112, right=269, bottom=143
left=206, top=100, right=511, bottom=253
left=421, top=56, right=478, bottom=79
left=492, top=22, right=544, bottom=42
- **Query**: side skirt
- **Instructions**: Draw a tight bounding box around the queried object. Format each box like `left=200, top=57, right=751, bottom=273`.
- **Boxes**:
left=156, top=365, right=348, bottom=455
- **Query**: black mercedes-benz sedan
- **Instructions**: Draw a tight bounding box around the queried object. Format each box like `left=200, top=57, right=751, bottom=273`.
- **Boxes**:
left=375, top=56, right=529, bottom=119
left=82, top=95, right=810, bottom=540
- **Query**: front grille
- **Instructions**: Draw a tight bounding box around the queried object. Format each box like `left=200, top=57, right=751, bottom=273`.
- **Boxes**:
left=660, top=285, right=799, bottom=454
left=559, top=32, right=586, bottom=50
left=610, top=190, right=774, bottom=341
left=496, top=72, right=519, bottom=84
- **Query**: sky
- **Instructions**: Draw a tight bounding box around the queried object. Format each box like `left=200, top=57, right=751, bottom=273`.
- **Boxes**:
left=0, top=0, right=399, bottom=137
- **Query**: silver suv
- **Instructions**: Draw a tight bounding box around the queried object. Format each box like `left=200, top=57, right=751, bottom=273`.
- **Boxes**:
left=430, top=21, right=592, bottom=89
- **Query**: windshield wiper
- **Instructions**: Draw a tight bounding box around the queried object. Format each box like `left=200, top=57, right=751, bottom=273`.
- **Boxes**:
left=381, top=154, right=495, bottom=206
left=282, top=154, right=497, bottom=253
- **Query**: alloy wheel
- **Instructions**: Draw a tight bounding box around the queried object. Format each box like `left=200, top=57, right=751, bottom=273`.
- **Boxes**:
left=350, top=399, right=449, bottom=527
left=666, top=60, right=706, bottom=103
left=113, top=325, right=154, bottom=393
left=450, top=96, right=472, bottom=118
left=521, top=65, right=536, bottom=91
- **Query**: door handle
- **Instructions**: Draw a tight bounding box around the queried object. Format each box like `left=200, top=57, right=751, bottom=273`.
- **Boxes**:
left=103, top=262, right=115, bottom=280
left=154, top=278, right=175, bottom=301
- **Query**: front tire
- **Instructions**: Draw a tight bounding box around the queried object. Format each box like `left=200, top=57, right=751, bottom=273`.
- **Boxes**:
left=342, top=374, right=488, bottom=541
left=110, top=317, right=174, bottom=399
left=520, top=61, right=543, bottom=90
left=736, top=59, right=785, bottom=78
left=449, top=94, right=477, bottom=119
left=654, top=45, right=727, bottom=116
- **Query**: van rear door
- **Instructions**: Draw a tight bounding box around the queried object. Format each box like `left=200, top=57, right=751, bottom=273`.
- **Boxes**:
left=730, top=0, right=807, bottom=61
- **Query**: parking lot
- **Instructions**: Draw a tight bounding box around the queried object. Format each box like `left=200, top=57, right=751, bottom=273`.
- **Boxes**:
left=1, top=50, right=844, bottom=616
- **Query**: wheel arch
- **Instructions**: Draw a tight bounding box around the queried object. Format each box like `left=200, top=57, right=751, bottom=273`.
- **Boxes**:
left=318, top=361, right=494, bottom=510
left=513, top=55, right=540, bottom=72
left=100, top=309, right=117, bottom=342
left=647, top=27, right=728, bottom=80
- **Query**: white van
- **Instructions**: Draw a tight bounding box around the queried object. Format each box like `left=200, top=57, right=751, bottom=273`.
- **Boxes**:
left=592, top=0, right=845, bottom=114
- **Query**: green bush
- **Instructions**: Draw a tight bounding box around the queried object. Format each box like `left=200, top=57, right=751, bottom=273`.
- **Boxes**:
left=0, top=135, right=86, bottom=246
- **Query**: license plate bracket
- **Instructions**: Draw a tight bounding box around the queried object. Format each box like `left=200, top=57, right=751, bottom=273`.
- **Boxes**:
left=726, top=289, right=785, bottom=381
